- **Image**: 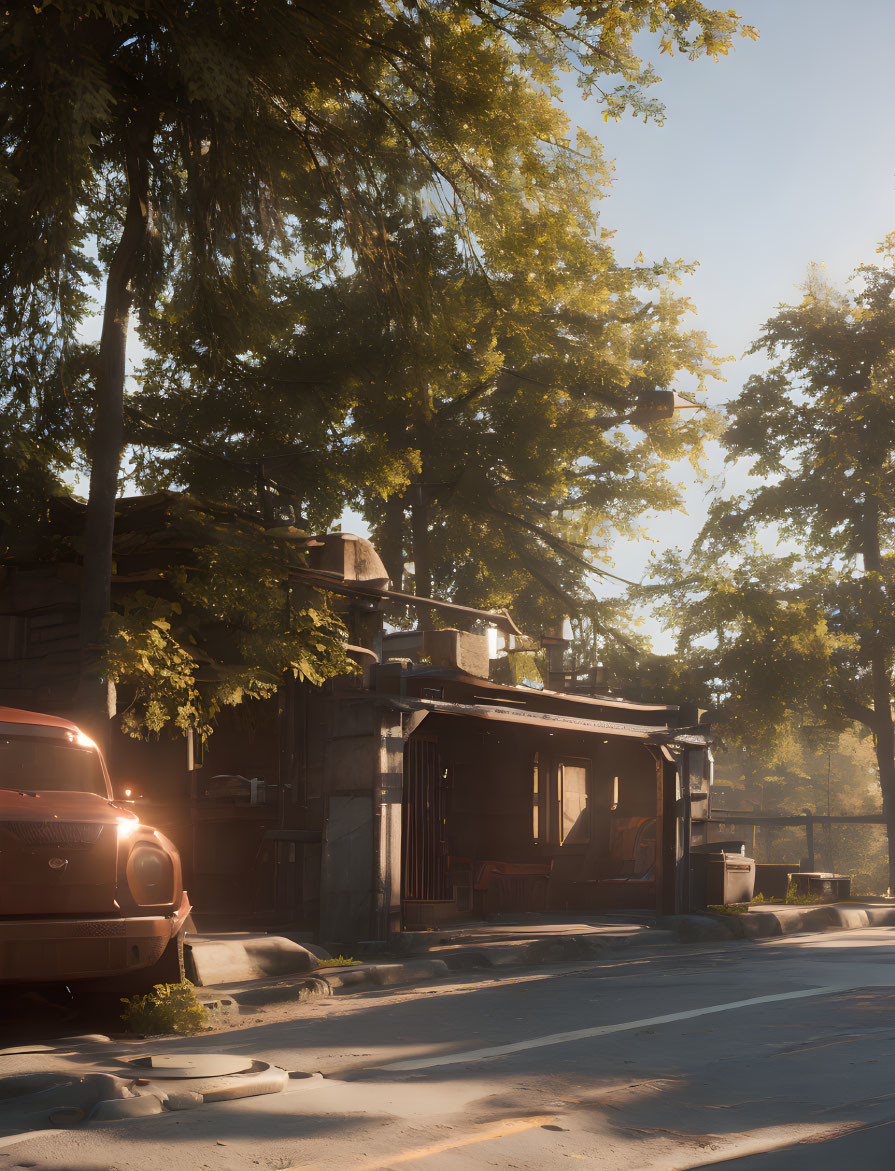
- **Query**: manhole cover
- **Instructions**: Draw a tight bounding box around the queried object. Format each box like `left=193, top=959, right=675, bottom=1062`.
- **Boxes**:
left=126, top=1054, right=253, bottom=1079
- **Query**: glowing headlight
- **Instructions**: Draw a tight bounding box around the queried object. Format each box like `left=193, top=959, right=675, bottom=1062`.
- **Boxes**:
left=126, top=843, right=175, bottom=906
left=117, top=816, right=140, bottom=840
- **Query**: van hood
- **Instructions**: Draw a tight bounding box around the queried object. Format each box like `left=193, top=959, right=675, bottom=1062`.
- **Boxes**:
left=0, top=789, right=129, bottom=824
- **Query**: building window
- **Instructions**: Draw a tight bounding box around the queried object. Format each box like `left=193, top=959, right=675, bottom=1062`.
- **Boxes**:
left=559, top=759, right=590, bottom=845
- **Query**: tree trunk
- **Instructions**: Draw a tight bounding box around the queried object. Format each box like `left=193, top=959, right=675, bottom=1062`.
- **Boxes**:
left=862, top=497, right=895, bottom=892
left=874, top=705, right=895, bottom=895
left=410, top=483, right=432, bottom=625
left=378, top=497, right=405, bottom=592
left=256, top=461, right=274, bottom=525
left=77, top=124, right=153, bottom=739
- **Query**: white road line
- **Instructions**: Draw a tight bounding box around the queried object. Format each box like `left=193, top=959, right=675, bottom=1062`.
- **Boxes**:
left=382, top=985, right=844, bottom=1070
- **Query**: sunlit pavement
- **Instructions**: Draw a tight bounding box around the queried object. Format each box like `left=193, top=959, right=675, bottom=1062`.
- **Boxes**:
left=7, top=929, right=895, bottom=1169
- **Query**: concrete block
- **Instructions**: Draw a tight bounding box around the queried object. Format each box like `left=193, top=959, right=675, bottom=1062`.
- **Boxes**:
left=90, top=1092, right=166, bottom=1121
left=426, top=629, right=490, bottom=677
left=192, top=1061, right=288, bottom=1102
left=383, top=629, right=490, bottom=676
left=185, top=934, right=319, bottom=986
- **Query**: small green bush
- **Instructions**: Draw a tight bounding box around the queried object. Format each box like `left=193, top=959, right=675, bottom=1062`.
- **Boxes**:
left=785, top=882, right=817, bottom=905
left=706, top=903, right=750, bottom=915
left=121, top=981, right=209, bottom=1035
left=317, top=955, right=361, bottom=967
left=752, top=886, right=820, bottom=906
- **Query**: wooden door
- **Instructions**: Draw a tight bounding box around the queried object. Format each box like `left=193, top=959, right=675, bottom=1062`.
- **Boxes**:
left=557, top=757, right=592, bottom=847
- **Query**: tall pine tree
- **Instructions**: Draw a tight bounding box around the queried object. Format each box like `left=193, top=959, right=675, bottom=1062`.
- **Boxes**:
left=1, top=1, right=754, bottom=730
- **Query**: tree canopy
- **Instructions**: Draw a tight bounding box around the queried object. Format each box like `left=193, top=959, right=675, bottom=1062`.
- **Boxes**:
left=1, top=0, right=755, bottom=731
left=656, top=241, right=895, bottom=888
left=134, top=207, right=723, bottom=638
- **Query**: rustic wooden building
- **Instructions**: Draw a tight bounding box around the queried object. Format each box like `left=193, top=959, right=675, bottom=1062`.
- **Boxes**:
left=279, top=658, right=712, bottom=946
left=0, top=493, right=715, bottom=945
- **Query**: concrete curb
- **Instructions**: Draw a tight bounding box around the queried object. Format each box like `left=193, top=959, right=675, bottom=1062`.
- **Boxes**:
left=203, top=905, right=895, bottom=1010
left=674, top=903, right=895, bottom=943
left=228, top=959, right=451, bottom=1007
left=219, top=931, right=674, bottom=1007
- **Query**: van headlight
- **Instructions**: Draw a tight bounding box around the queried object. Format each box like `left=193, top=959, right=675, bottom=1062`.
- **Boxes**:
left=126, top=843, right=174, bottom=906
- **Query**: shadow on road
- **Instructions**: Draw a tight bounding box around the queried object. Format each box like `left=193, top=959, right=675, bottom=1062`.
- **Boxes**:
left=681, top=1118, right=895, bottom=1169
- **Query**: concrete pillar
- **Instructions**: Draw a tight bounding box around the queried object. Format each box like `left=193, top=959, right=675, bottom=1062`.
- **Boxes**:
left=318, top=700, right=404, bottom=947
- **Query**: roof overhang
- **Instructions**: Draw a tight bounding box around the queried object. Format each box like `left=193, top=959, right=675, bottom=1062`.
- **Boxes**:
left=379, top=695, right=710, bottom=746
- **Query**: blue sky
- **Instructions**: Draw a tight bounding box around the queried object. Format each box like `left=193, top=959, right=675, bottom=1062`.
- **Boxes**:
left=568, top=0, right=895, bottom=591
left=356, top=0, right=895, bottom=646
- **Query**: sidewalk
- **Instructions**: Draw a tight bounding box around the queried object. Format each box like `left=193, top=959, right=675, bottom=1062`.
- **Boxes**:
left=188, top=901, right=895, bottom=1012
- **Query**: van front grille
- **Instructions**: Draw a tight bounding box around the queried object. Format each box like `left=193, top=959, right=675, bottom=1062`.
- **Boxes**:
left=1, top=821, right=105, bottom=848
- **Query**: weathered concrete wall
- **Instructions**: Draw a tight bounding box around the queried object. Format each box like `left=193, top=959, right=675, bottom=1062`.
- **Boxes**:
left=318, top=699, right=403, bottom=946
left=320, top=792, right=376, bottom=946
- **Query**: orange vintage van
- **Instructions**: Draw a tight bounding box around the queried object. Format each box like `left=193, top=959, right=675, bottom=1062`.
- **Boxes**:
left=0, top=707, right=189, bottom=986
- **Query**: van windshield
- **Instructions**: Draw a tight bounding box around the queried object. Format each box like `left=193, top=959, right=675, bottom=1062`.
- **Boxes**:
left=0, top=736, right=108, bottom=796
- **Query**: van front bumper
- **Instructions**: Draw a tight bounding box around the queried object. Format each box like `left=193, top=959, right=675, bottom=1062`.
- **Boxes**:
left=0, top=892, right=190, bottom=983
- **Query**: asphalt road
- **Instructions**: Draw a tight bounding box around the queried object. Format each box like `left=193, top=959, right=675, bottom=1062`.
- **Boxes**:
left=7, top=928, right=895, bottom=1170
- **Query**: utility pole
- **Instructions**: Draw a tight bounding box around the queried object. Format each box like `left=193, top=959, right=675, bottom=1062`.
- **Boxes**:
left=826, top=750, right=834, bottom=872
left=805, top=812, right=815, bottom=872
